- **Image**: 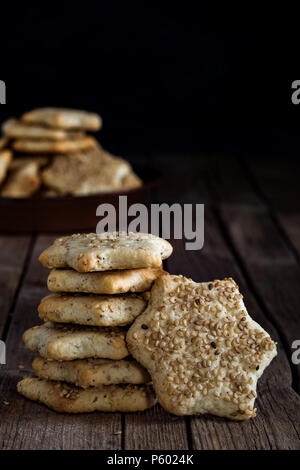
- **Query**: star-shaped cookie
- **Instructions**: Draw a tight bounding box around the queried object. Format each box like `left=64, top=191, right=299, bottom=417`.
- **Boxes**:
left=127, top=274, right=277, bottom=420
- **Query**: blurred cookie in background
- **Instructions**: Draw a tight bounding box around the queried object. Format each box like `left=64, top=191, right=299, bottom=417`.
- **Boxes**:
left=0, top=108, right=142, bottom=198
left=0, top=149, right=12, bottom=185
left=21, top=108, right=102, bottom=131
left=1, top=160, right=41, bottom=198
left=42, top=146, right=141, bottom=196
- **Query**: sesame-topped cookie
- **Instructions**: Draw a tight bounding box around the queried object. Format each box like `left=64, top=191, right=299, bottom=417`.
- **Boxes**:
left=127, top=274, right=277, bottom=420
left=2, top=118, right=84, bottom=140
left=12, top=136, right=95, bottom=154
left=0, top=136, right=9, bottom=150
left=41, top=148, right=136, bottom=195
left=0, top=149, right=12, bottom=185
left=39, top=232, right=173, bottom=272
left=17, top=376, right=156, bottom=413
left=21, top=108, right=102, bottom=131
left=1, top=160, right=41, bottom=198
left=23, top=322, right=129, bottom=361
left=38, top=293, right=148, bottom=327
left=32, top=357, right=150, bottom=387
left=47, top=267, right=165, bottom=295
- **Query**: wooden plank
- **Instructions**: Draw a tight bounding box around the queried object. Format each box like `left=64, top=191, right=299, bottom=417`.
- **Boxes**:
left=124, top=154, right=193, bottom=450
left=146, top=155, right=300, bottom=449
left=167, top=210, right=300, bottom=450
left=2, top=155, right=299, bottom=450
left=219, top=206, right=300, bottom=391
left=209, top=155, right=300, bottom=388
left=0, top=369, right=123, bottom=450
left=0, top=235, right=32, bottom=337
left=124, top=406, right=189, bottom=450
left=245, top=157, right=300, bottom=263
left=150, top=154, right=212, bottom=204
left=0, top=370, right=122, bottom=450
left=5, top=234, right=54, bottom=370
left=276, top=211, right=300, bottom=257
left=124, top=154, right=212, bottom=450
left=208, top=156, right=264, bottom=207
left=246, top=157, right=300, bottom=210
left=0, top=234, right=122, bottom=450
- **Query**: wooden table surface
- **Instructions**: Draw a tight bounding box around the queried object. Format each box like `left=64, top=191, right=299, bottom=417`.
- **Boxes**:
left=0, top=155, right=300, bottom=450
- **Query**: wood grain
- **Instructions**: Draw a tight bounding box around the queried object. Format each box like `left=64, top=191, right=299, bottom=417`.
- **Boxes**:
left=151, top=154, right=212, bottom=205
left=0, top=234, right=122, bottom=450
left=0, top=235, right=32, bottom=337
left=0, top=370, right=122, bottom=450
left=1, top=155, right=300, bottom=450
left=276, top=211, right=300, bottom=258
left=124, top=405, right=189, bottom=450
left=246, top=157, right=300, bottom=210
left=220, top=207, right=300, bottom=391
left=167, top=211, right=300, bottom=449
left=245, top=157, right=300, bottom=265
left=208, top=155, right=300, bottom=389
left=208, top=156, right=264, bottom=207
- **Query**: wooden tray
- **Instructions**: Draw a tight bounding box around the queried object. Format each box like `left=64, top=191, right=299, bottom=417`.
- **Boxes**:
left=0, top=165, right=160, bottom=233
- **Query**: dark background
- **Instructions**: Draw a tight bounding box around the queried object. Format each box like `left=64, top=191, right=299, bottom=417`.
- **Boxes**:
left=0, top=4, right=299, bottom=158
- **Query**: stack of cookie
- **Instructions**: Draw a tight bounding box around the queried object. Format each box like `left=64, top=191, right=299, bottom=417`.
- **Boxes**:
left=0, top=108, right=142, bottom=197
left=18, top=232, right=173, bottom=413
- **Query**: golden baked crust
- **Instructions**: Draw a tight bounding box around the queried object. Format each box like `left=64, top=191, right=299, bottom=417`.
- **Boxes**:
left=47, top=267, right=166, bottom=295
left=23, top=322, right=128, bottom=360
left=0, top=149, right=12, bottom=185
left=0, top=136, right=9, bottom=150
left=17, top=376, right=156, bottom=413
left=120, top=172, right=143, bottom=190
left=9, top=156, right=49, bottom=171
left=41, top=147, right=139, bottom=195
left=21, top=108, right=102, bottom=131
left=39, top=232, right=173, bottom=272
left=2, top=118, right=84, bottom=140
left=1, top=160, right=41, bottom=197
left=33, top=357, right=150, bottom=387
left=38, top=293, right=147, bottom=327
left=127, top=274, right=277, bottom=420
left=12, top=136, right=95, bottom=154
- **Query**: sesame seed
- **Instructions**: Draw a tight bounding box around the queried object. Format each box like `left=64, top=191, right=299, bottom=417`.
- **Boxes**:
left=129, top=274, right=276, bottom=418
